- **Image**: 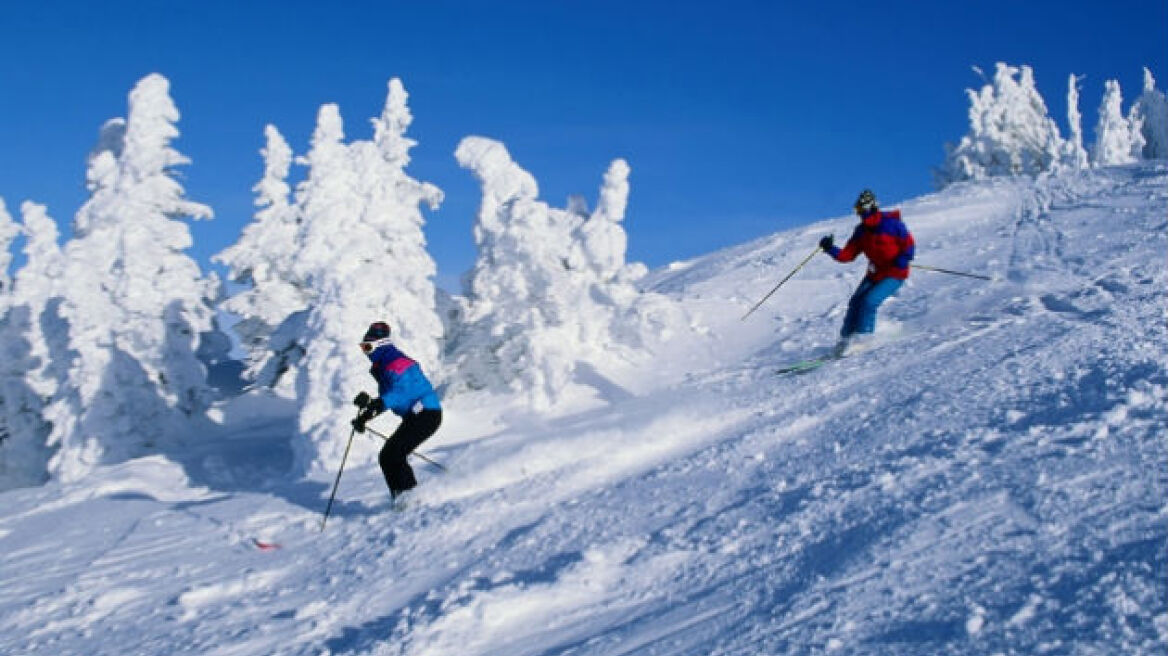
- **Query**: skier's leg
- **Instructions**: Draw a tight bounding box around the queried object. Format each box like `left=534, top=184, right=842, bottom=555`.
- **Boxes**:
left=379, top=410, right=442, bottom=496
left=841, top=278, right=875, bottom=338
left=855, top=278, right=903, bottom=334
left=379, top=417, right=418, bottom=495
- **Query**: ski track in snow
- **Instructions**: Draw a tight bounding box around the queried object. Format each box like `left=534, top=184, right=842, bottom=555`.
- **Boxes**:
left=1, top=165, right=1166, bottom=655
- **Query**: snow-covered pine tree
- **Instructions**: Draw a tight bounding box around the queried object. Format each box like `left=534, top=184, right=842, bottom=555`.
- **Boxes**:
left=291, top=79, right=444, bottom=476
left=1063, top=74, right=1090, bottom=169
left=349, top=78, right=445, bottom=371
left=43, top=73, right=217, bottom=482
left=1093, top=79, right=1145, bottom=166
left=937, top=63, right=1066, bottom=186
left=214, top=124, right=305, bottom=387
left=0, top=198, right=32, bottom=489
left=450, top=138, right=689, bottom=409
left=0, top=199, right=19, bottom=299
left=450, top=137, right=585, bottom=408
left=1130, top=68, right=1168, bottom=160
left=569, top=158, right=690, bottom=352
left=0, top=201, right=63, bottom=490
left=570, top=159, right=632, bottom=281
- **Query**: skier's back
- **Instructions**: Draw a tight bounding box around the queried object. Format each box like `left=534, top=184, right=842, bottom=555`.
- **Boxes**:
left=352, top=321, right=442, bottom=501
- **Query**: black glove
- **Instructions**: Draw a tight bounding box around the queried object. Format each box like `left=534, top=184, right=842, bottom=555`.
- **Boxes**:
left=353, top=391, right=372, bottom=409
left=819, top=235, right=834, bottom=251
left=351, top=398, right=385, bottom=433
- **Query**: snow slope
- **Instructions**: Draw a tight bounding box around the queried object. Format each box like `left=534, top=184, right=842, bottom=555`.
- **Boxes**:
left=1, top=164, right=1165, bottom=655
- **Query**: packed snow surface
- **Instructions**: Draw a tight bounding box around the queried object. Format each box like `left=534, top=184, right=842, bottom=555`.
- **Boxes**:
left=1, top=164, right=1165, bottom=655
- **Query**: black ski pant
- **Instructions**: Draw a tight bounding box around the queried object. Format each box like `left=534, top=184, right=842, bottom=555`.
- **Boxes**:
left=379, top=409, right=442, bottom=497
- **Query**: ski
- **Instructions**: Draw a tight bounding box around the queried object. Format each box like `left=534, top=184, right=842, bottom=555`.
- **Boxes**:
left=776, top=354, right=839, bottom=375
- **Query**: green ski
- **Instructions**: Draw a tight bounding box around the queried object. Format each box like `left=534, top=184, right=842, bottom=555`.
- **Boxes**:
left=776, top=354, right=839, bottom=375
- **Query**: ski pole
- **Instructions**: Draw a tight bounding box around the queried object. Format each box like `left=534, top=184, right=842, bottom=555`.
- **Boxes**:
left=741, top=245, right=822, bottom=320
left=365, top=426, right=448, bottom=472
left=320, top=427, right=358, bottom=532
left=913, top=264, right=993, bottom=281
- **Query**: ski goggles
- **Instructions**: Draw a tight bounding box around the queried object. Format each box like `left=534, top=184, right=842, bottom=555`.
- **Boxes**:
left=359, top=337, right=393, bottom=354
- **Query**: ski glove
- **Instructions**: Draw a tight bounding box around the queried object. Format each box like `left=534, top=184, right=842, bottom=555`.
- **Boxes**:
left=893, top=253, right=912, bottom=269
left=352, top=398, right=385, bottom=433
left=819, top=235, right=834, bottom=251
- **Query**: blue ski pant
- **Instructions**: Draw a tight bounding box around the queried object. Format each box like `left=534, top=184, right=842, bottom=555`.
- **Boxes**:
left=841, top=277, right=903, bottom=338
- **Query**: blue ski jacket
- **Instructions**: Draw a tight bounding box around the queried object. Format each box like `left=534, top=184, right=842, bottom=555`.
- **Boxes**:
left=367, top=342, right=442, bottom=416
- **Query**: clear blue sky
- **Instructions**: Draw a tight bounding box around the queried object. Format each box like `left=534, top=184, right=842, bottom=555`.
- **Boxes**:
left=1, top=1, right=1164, bottom=289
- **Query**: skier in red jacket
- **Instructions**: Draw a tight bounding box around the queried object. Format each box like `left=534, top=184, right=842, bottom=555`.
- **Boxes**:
left=820, top=189, right=914, bottom=351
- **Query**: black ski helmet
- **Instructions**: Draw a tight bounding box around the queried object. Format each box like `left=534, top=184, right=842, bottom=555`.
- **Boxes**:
left=855, top=189, right=878, bottom=215
left=362, top=321, right=391, bottom=342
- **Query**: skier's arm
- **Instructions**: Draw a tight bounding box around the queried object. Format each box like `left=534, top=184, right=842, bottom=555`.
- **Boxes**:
left=831, top=226, right=863, bottom=262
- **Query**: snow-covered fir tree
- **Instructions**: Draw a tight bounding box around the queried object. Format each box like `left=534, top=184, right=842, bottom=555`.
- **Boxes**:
left=449, top=137, right=689, bottom=409
left=296, top=81, right=444, bottom=476
left=448, top=137, right=587, bottom=407
left=214, top=124, right=304, bottom=386
left=0, top=199, right=30, bottom=489
left=1130, top=68, right=1168, bottom=159
left=220, top=79, right=444, bottom=476
left=13, top=201, right=67, bottom=409
left=570, top=159, right=633, bottom=280
left=0, top=199, right=19, bottom=298
left=1063, top=74, right=1090, bottom=169
left=42, top=74, right=218, bottom=482
left=344, top=79, right=445, bottom=372
left=1093, top=79, right=1145, bottom=166
left=569, top=159, right=689, bottom=353
left=0, top=201, right=64, bottom=490
left=937, top=63, right=1066, bottom=186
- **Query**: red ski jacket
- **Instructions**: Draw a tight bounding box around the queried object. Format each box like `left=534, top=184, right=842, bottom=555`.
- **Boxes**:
left=827, top=209, right=915, bottom=281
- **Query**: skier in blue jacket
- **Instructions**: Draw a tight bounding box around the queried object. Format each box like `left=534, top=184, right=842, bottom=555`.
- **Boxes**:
left=352, top=321, right=442, bottom=500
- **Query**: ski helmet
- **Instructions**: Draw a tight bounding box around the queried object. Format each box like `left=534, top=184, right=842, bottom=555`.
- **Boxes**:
left=362, top=321, right=391, bottom=342
left=854, top=189, right=878, bottom=215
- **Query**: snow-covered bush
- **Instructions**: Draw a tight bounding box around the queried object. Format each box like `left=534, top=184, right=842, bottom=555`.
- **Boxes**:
left=1093, top=79, right=1145, bottom=166
left=937, top=63, right=1066, bottom=186
left=42, top=74, right=219, bottom=482
left=448, top=137, right=688, bottom=409
left=1130, top=68, right=1168, bottom=159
